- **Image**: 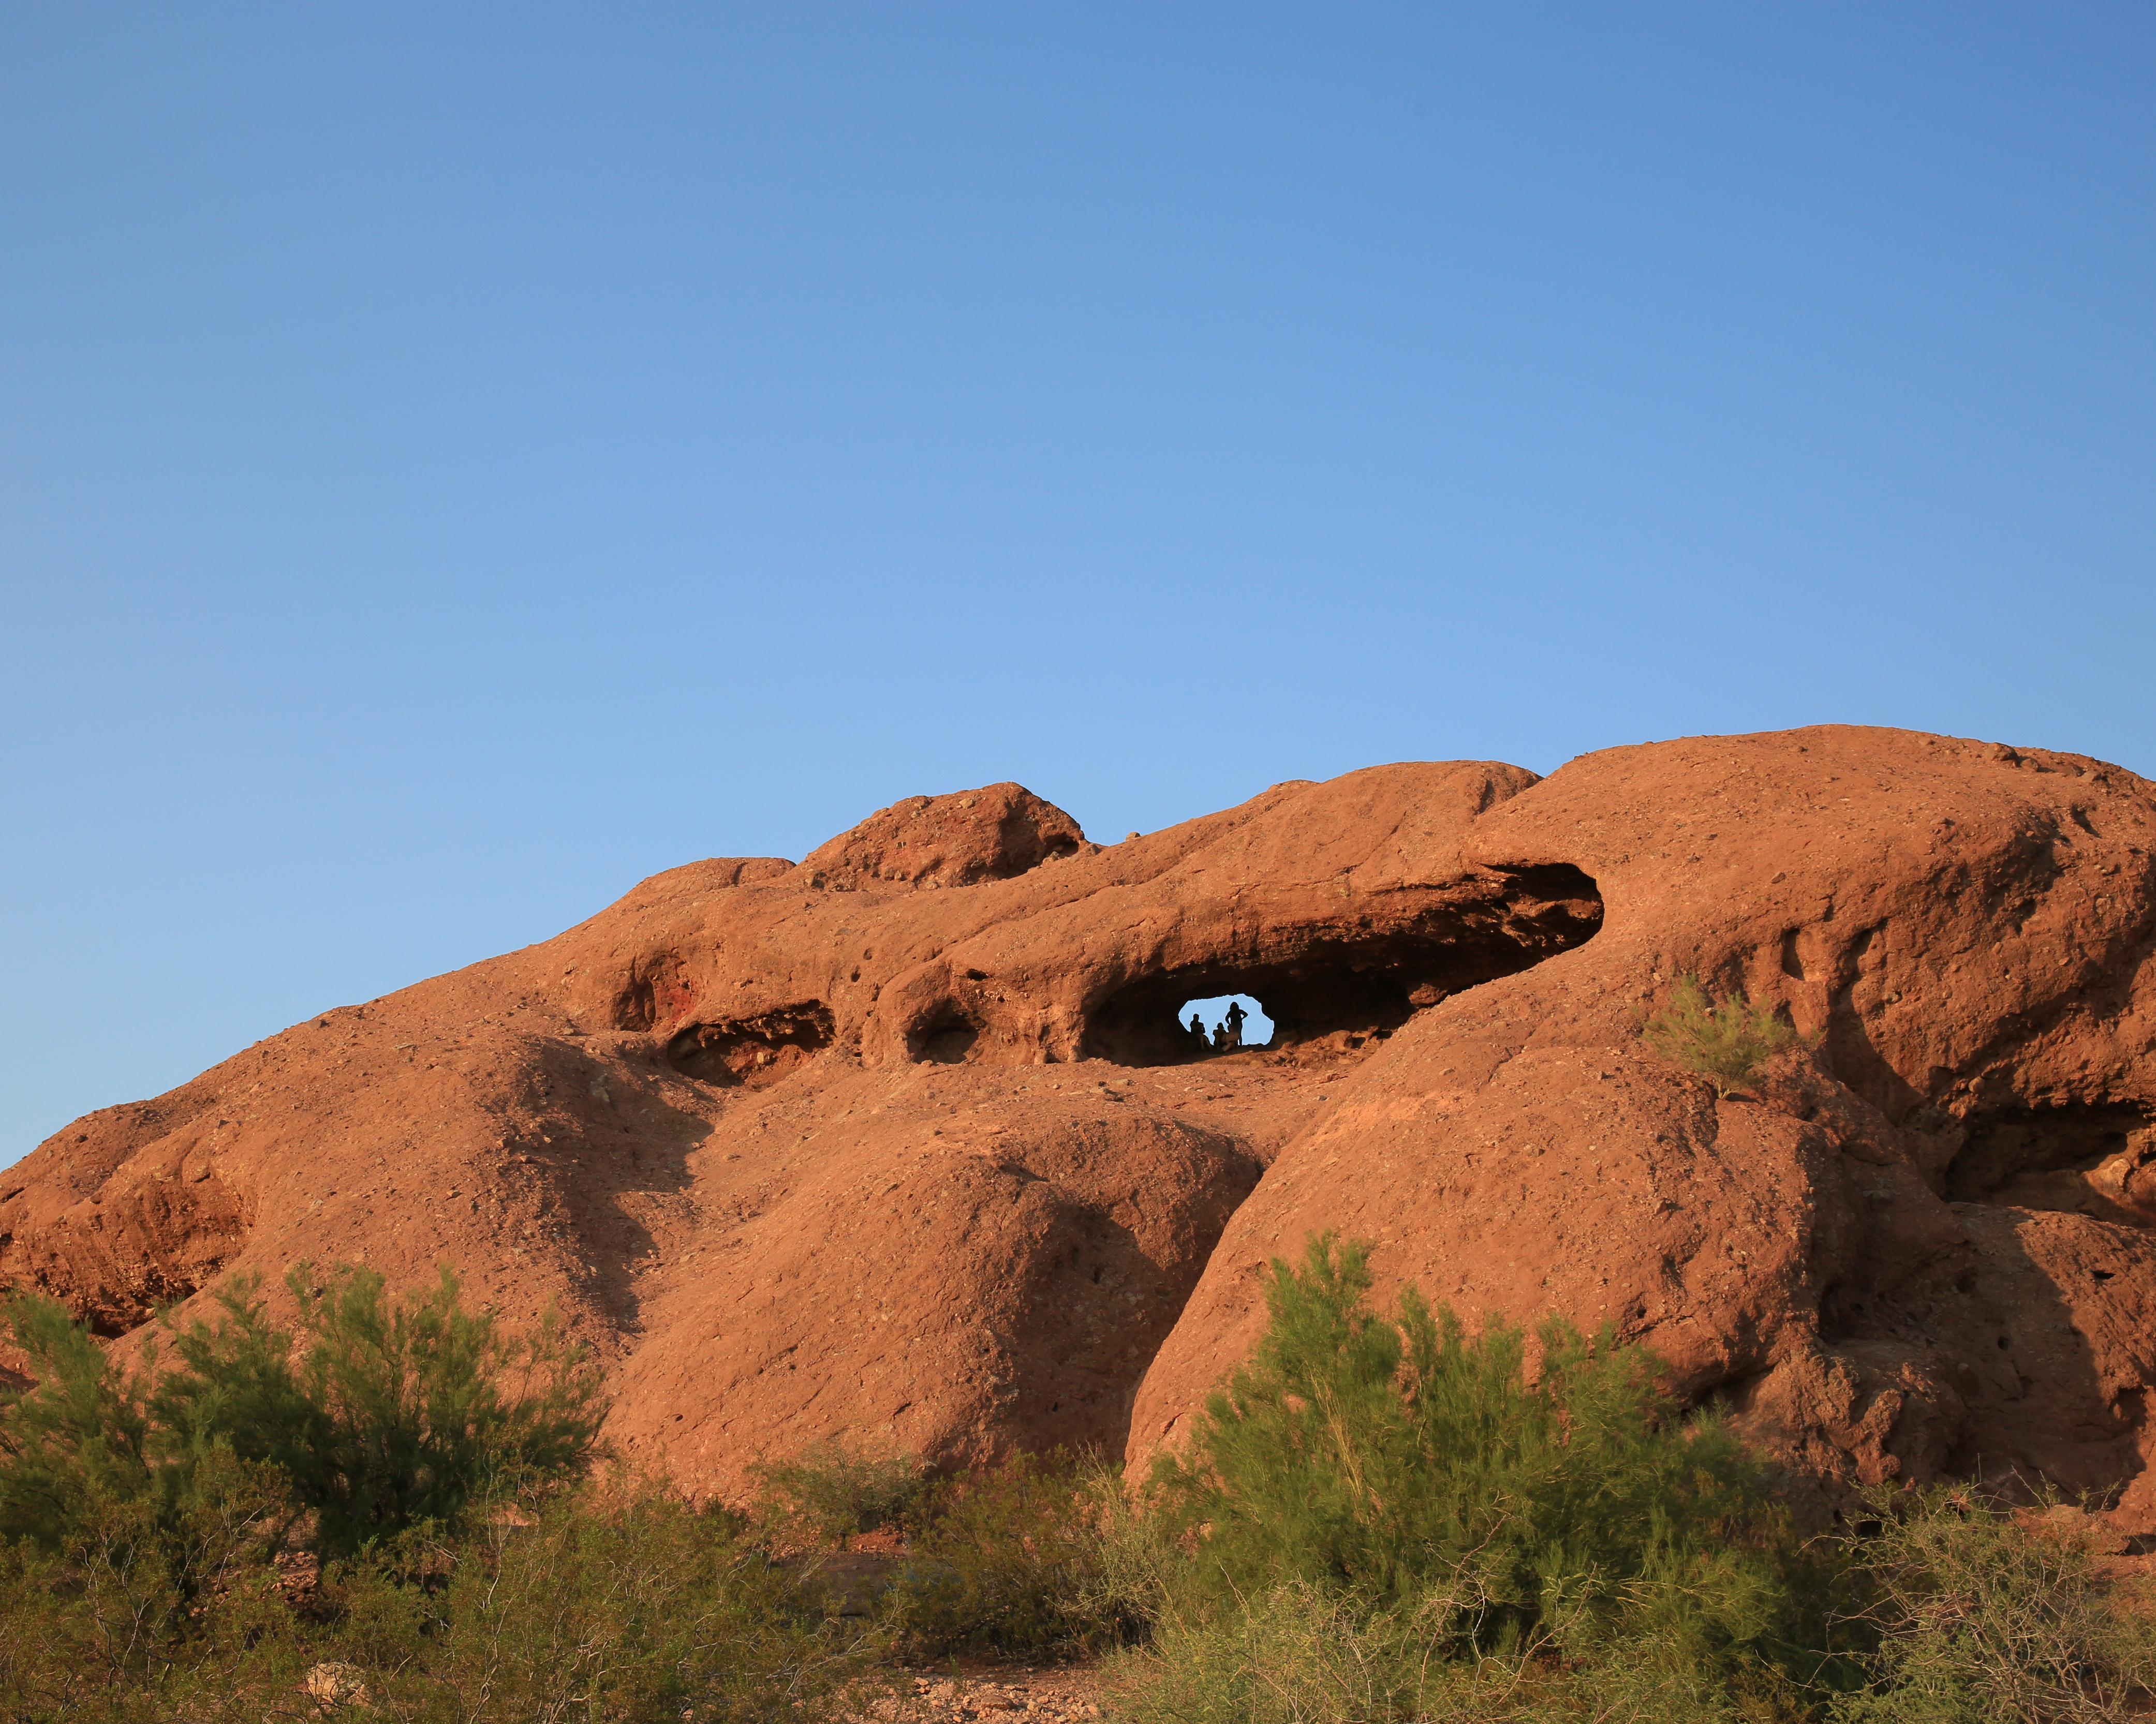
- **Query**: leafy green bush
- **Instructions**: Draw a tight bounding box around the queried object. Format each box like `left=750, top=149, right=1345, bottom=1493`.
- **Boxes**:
left=1642, top=975, right=1803, bottom=1096
left=1, top=1262, right=604, bottom=1567
left=746, top=1441, right=1159, bottom=1661
left=1147, top=1235, right=1818, bottom=1701
left=14, top=1239, right=2156, bottom=1720
left=749, top=1441, right=929, bottom=1547
left=164, top=1262, right=603, bottom=1556
left=1830, top=1488, right=2156, bottom=1723
left=0, top=1291, right=160, bottom=1549
left=1109, top=1580, right=1441, bottom=1724
left=1114, top=1238, right=2156, bottom=1721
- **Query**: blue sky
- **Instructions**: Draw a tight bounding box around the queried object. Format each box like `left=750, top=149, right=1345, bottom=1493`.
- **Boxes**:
left=4, top=5, right=2151, bottom=1166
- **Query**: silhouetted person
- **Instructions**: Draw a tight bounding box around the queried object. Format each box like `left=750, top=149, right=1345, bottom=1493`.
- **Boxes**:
left=1187, top=1011, right=1208, bottom=1053
left=1212, top=1021, right=1228, bottom=1052
left=1224, top=1000, right=1247, bottom=1048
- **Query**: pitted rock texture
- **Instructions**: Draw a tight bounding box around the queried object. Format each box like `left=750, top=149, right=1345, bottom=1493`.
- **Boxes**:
left=5, top=729, right=2155, bottom=1514
left=799, top=782, right=1089, bottom=891
left=1126, top=729, right=2156, bottom=1521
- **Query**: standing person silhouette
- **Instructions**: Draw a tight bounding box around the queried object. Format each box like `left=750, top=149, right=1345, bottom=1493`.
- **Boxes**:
left=1224, top=999, right=1247, bottom=1049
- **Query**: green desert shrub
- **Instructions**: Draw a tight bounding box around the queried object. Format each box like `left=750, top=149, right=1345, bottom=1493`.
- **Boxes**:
left=320, top=1483, right=868, bottom=1724
left=16, top=1238, right=2156, bottom=1721
left=0, top=1262, right=604, bottom=1566
left=1829, top=1487, right=2156, bottom=1723
left=1109, top=1578, right=1797, bottom=1724
left=1144, top=1234, right=1818, bottom=1704
left=883, top=1449, right=1145, bottom=1659
left=0, top=1273, right=861, bottom=1723
left=1109, top=1580, right=1444, bottom=1724
left=749, top=1441, right=929, bottom=1547
left=0, top=1444, right=306, bottom=1723
left=1642, top=974, right=1803, bottom=1096
left=181, top=1261, right=604, bottom=1556
left=0, top=1476, right=863, bottom=1724
left=0, top=1291, right=160, bottom=1550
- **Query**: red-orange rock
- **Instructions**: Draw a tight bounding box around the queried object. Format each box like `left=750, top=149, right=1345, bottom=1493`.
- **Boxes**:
left=5, top=730, right=2154, bottom=1512
left=798, top=783, right=1089, bottom=891
left=1129, top=729, right=2156, bottom=1511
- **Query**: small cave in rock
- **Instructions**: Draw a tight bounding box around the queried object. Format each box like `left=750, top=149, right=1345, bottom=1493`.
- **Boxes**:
left=1082, top=862, right=1603, bottom=1067
left=910, top=1013, right=982, bottom=1064
left=667, top=1003, right=834, bottom=1088
left=1947, top=1102, right=2156, bottom=1222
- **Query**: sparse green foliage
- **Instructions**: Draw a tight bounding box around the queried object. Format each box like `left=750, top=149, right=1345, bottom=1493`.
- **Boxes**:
left=0, top=1475, right=864, bottom=1723
left=0, top=1276, right=859, bottom=1721
left=1109, top=1581, right=1448, bottom=1724
left=1107, top=1577, right=1792, bottom=1724
left=268, top=1261, right=604, bottom=1554
left=0, top=1293, right=156, bottom=1550
left=1148, top=1233, right=1813, bottom=1691
left=9, top=1237, right=2156, bottom=1719
left=322, top=1484, right=869, bottom=1723
left=1829, top=1488, right=2156, bottom=1723
left=749, top=1441, right=929, bottom=1546
left=0, top=1438, right=306, bottom=1722
left=1, top=1262, right=604, bottom=1566
left=884, top=1450, right=1142, bottom=1659
left=1115, top=1233, right=1842, bottom=1722
left=1643, top=974, right=1803, bottom=1096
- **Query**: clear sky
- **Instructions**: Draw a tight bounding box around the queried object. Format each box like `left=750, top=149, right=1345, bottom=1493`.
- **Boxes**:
left=3, top=5, right=2151, bottom=1168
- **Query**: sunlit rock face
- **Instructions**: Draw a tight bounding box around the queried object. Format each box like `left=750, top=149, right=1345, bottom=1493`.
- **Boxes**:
left=7, top=729, right=2155, bottom=1517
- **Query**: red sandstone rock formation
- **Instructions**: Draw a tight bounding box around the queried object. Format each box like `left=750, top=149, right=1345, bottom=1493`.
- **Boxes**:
left=4, top=730, right=2153, bottom=1515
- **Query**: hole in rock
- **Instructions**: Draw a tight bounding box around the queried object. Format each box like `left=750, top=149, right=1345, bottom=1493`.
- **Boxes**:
left=1177, top=994, right=1275, bottom=1056
left=667, top=1003, right=834, bottom=1088
left=1082, top=862, right=1603, bottom=1066
left=912, top=1015, right=981, bottom=1064
left=1947, top=1103, right=2156, bottom=1223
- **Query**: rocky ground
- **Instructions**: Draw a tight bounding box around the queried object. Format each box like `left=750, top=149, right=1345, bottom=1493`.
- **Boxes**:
left=875, top=1666, right=1107, bottom=1724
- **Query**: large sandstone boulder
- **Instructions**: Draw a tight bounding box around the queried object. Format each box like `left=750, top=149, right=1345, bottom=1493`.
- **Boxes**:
left=1128, top=730, right=2156, bottom=1515
left=4, top=729, right=2152, bottom=1512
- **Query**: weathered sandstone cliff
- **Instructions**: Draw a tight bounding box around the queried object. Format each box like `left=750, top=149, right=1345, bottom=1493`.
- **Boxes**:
left=5, top=731, right=2152, bottom=1513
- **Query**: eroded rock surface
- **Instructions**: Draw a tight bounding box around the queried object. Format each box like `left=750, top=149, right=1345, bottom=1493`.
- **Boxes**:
left=1128, top=730, right=2156, bottom=1520
left=6, top=730, right=2155, bottom=1512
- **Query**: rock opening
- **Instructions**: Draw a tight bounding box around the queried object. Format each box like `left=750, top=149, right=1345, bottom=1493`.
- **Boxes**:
left=667, top=1003, right=834, bottom=1087
left=1080, top=862, right=1604, bottom=1066
left=911, top=1014, right=982, bottom=1064
left=1947, top=1102, right=2156, bottom=1223
left=1176, top=994, right=1274, bottom=1057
